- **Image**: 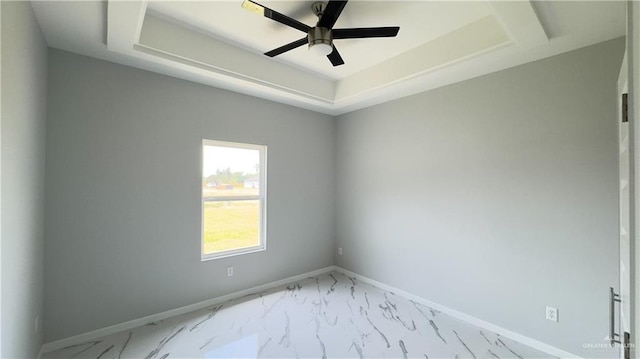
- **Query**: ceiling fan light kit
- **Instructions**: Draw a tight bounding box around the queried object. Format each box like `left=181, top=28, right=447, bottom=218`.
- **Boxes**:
left=308, top=27, right=333, bottom=56
left=241, top=0, right=400, bottom=67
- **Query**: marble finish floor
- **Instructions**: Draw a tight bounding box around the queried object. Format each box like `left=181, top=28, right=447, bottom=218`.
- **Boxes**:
left=43, top=272, right=553, bottom=359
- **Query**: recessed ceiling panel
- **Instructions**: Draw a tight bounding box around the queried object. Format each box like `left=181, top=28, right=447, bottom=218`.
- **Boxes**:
left=146, top=1, right=495, bottom=80
left=336, top=15, right=511, bottom=101
left=138, top=13, right=335, bottom=101
left=30, top=0, right=627, bottom=115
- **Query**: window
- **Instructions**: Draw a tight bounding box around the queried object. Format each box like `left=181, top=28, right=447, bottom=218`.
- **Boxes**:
left=201, top=139, right=266, bottom=260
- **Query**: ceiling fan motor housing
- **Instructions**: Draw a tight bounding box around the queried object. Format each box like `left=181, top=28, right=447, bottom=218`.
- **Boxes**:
left=244, top=0, right=400, bottom=66
left=308, top=27, right=332, bottom=49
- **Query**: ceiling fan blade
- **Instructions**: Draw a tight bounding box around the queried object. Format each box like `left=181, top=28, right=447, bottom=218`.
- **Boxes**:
left=327, top=46, right=345, bottom=67
left=333, top=27, right=400, bottom=39
left=265, top=37, right=308, bottom=57
left=317, top=1, right=348, bottom=29
left=242, top=0, right=311, bottom=33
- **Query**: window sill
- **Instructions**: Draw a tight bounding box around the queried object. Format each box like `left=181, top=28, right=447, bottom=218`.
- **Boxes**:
left=201, top=245, right=266, bottom=261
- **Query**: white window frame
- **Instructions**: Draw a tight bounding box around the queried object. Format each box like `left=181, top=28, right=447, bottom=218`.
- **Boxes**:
left=201, top=139, right=267, bottom=261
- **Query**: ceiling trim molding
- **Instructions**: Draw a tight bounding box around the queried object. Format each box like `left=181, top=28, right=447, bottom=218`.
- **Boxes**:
left=137, top=14, right=335, bottom=102
left=134, top=43, right=335, bottom=106
left=334, top=15, right=512, bottom=102
left=107, top=0, right=147, bottom=53
left=489, top=0, right=549, bottom=48
left=93, top=0, right=622, bottom=116
left=105, top=0, right=519, bottom=114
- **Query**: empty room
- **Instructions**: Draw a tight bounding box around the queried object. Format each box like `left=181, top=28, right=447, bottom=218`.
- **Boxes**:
left=2, top=0, right=640, bottom=358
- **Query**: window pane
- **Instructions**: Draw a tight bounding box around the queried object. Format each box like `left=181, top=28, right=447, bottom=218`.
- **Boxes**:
left=203, top=145, right=260, bottom=198
left=203, top=200, right=260, bottom=255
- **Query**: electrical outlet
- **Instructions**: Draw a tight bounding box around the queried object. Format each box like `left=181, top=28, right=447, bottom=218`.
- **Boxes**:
left=546, top=306, right=558, bottom=322
left=227, top=266, right=234, bottom=277
left=338, top=247, right=343, bottom=256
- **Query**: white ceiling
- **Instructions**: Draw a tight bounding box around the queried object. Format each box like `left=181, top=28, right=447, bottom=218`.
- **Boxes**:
left=146, top=1, right=495, bottom=80
left=31, top=1, right=626, bottom=115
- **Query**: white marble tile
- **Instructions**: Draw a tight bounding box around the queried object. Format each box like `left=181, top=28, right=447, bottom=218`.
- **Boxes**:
left=42, top=272, right=554, bottom=359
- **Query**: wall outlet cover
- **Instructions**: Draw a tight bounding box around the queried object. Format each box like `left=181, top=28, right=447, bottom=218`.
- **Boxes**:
left=227, top=266, right=234, bottom=277
left=546, top=306, right=558, bottom=322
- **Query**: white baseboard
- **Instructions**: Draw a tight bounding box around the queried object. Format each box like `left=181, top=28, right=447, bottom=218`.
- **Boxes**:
left=41, top=265, right=337, bottom=354
left=333, top=267, right=582, bottom=359
left=42, top=265, right=581, bottom=359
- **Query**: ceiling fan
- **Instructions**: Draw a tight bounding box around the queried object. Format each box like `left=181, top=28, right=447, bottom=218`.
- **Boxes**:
left=241, top=0, right=400, bottom=67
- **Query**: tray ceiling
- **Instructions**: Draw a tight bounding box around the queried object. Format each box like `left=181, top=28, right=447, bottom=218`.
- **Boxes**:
left=31, top=1, right=625, bottom=115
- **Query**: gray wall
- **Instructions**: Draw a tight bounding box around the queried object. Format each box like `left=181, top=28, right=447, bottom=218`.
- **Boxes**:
left=335, top=39, right=624, bottom=358
left=1, top=1, right=48, bottom=357
left=44, top=49, right=336, bottom=341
